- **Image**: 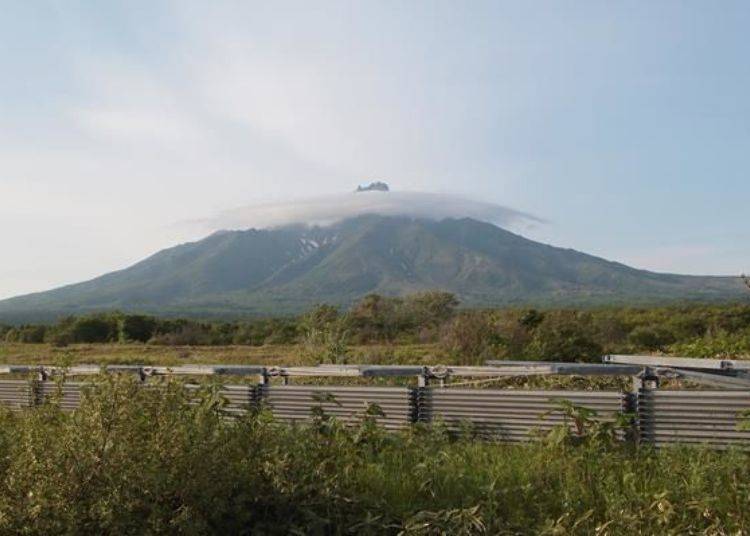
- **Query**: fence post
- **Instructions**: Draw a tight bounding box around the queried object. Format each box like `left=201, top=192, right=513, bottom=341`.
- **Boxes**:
left=625, top=376, right=641, bottom=445
left=28, top=367, right=48, bottom=407
left=412, top=372, right=430, bottom=424
left=255, top=368, right=269, bottom=412
left=632, top=367, right=659, bottom=446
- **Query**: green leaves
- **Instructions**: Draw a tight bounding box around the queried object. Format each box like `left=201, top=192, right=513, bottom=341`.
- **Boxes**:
left=0, top=380, right=748, bottom=534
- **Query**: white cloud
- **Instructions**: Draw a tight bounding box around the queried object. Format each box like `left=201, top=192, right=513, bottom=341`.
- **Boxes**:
left=76, top=107, right=201, bottom=144
left=68, top=57, right=204, bottom=145
left=196, top=189, right=543, bottom=233
left=612, top=244, right=744, bottom=276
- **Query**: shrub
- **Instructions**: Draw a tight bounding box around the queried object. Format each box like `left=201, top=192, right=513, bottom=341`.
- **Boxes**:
left=118, top=315, right=157, bottom=343
left=74, top=317, right=117, bottom=343
left=149, top=323, right=213, bottom=346
left=440, top=311, right=505, bottom=364
left=526, top=311, right=602, bottom=362
left=0, top=324, right=12, bottom=340
left=8, top=324, right=47, bottom=343
left=0, top=378, right=748, bottom=533
left=402, top=291, right=459, bottom=327
left=628, top=325, right=676, bottom=351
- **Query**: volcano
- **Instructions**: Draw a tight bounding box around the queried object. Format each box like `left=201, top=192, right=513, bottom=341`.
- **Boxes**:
left=0, top=215, right=745, bottom=321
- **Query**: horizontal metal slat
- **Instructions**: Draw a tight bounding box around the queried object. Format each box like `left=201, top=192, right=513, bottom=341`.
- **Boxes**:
left=639, top=389, right=750, bottom=448
left=423, top=388, right=625, bottom=442
left=261, top=386, right=412, bottom=428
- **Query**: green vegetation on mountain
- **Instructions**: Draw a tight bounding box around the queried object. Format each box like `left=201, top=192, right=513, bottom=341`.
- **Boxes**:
left=0, top=215, right=745, bottom=322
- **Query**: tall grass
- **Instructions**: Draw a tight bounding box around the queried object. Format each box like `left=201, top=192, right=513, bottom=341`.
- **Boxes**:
left=0, top=376, right=747, bottom=534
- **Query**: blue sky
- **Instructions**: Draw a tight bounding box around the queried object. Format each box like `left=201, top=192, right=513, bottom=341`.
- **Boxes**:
left=1, top=1, right=749, bottom=299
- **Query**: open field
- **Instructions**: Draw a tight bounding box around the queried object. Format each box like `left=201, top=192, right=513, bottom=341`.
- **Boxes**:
left=0, top=342, right=438, bottom=366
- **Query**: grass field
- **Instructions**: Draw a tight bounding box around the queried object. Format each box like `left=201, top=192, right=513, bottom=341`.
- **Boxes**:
left=0, top=342, right=440, bottom=367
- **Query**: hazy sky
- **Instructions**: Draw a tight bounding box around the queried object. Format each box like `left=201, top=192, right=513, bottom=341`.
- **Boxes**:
left=1, top=1, right=749, bottom=299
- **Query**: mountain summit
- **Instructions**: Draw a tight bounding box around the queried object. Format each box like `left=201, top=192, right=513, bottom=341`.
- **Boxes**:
left=0, top=215, right=745, bottom=321
left=356, top=181, right=390, bottom=192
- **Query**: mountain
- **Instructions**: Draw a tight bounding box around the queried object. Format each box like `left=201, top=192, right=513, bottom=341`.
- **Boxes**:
left=0, top=215, right=746, bottom=321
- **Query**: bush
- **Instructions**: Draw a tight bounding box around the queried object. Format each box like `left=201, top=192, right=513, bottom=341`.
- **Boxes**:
left=348, top=294, right=405, bottom=343
left=6, top=324, right=47, bottom=343
left=526, top=311, right=602, bottom=362
left=403, top=291, right=459, bottom=327
left=0, top=324, right=12, bottom=340
left=118, top=315, right=157, bottom=343
left=149, top=323, right=214, bottom=346
left=628, top=325, right=676, bottom=351
left=69, top=316, right=118, bottom=343
left=440, top=311, right=505, bottom=364
left=0, top=378, right=748, bottom=533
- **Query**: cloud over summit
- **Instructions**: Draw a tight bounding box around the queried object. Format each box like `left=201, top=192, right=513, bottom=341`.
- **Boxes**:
left=200, top=190, right=543, bottom=232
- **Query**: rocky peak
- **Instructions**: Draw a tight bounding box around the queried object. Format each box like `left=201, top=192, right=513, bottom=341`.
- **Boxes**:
left=356, top=181, right=389, bottom=192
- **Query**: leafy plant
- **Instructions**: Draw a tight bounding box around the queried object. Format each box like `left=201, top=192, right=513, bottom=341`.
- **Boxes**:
left=0, top=379, right=747, bottom=533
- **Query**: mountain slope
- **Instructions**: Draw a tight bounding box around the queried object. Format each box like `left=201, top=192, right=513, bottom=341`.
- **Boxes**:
left=0, top=215, right=745, bottom=320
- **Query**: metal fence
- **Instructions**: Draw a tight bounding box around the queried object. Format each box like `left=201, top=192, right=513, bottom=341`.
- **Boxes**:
left=638, top=389, right=750, bottom=448
left=262, top=385, right=414, bottom=431
left=1, top=376, right=749, bottom=448
left=419, top=388, right=626, bottom=442
left=0, top=380, right=33, bottom=409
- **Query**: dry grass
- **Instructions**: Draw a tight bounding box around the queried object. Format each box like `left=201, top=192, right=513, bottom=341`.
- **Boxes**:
left=0, top=342, right=440, bottom=367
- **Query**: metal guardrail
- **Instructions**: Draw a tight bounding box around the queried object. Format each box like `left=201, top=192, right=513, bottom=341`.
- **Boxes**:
left=0, top=362, right=647, bottom=381
left=604, top=354, right=750, bottom=371
left=0, top=380, right=33, bottom=409
left=638, top=389, right=750, bottom=448
left=1, top=358, right=749, bottom=448
left=39, top=381, right=84, bottom=411
left=419, top=389, right=625, bottom=442
left=262, top=385, right=413, bottom=431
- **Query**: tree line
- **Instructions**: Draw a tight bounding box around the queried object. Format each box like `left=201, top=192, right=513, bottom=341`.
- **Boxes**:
left=2, top=291, right=750, bottom=361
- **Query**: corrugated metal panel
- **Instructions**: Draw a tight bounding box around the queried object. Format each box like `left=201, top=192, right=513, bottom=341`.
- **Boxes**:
left=39, top=381, right=84, bottom=411
left=219, top=385, right=257, bottom=416
left=169, top=384, right=259, bottom=418
left=0, top=380, right=34, bottom=409
left=261, top=385, right=413, bottom=430
left=422, top=389, right=626, bottom=442
left=36, top=383, right=257, bottom=415
left=639, top=389, right=750, bottom=447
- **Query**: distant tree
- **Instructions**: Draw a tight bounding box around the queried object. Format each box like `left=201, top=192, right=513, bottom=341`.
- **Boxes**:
left=301, top=304, right=339, bottom=333
left=8, top=325, right=47, bottom=343
left=0, top=324, right=11, bottom=340
left=149, top=322, right=213, bottom=346
left=299, top=304, right=341, bottom=348
left=526, top=311, right=602, bottom=363
left=3, top=328, right=19, bottom=343
left=69, top=316, right=118, bottom=343
left=118, top=315, right=157, bottom=343
left=403, top=291, right=459, bottom=327
left=348, top=294, right=400, bottom=342
left=628, top=326, right=675, bottom=351
left=262, top=320, right=299, bottom=345
left=440, top=311, right=505, bottom=364
left=519, top=309, right=545, bottom=330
